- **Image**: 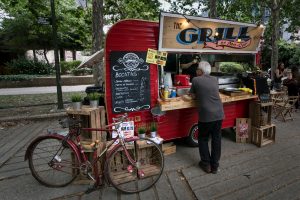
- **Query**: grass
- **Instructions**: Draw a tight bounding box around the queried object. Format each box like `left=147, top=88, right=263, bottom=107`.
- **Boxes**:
left=0, top=92, right=86, bottom=108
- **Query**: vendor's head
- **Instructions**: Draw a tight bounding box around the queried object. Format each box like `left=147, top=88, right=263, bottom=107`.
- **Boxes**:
left=278, top=62, right=285, bottom=70
left=196, top=61, right=211, bottom=76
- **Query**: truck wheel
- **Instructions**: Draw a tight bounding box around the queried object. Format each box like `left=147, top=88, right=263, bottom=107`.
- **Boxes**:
left=186, top=124, right=199, bottom=147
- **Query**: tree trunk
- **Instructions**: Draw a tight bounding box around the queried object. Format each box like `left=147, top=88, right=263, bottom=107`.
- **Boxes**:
left=270, top=6, right=280, bottom=80
left=209, top=0, right=217, bottom=18
left=59, top=48, right=65, bottom=61
left=92, top=0, right=104, bottom=87
left=43, top=49, right=50, bottom=65
left=33, top=50, right=37, bottom=61
left=72, top=50, right=76, bottom=60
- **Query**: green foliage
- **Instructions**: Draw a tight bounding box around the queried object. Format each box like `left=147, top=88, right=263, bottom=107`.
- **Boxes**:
left=0, top=75, right=38, bottom=81
left=60, top=60, right=81, bottom=74
left=71, top=94, right=83, bottom=102
left=87, top=92, right=101, bottom=101
left=104, top=0, right=161, bottom=24
left=0, top=0, right=92, bottom=52
left=219, top=62, right=245, bottom=74
left=149, top=122, right=157, bottom=132
left=138, top=126, right=147, bottom=134
left=71, top=67, right=92, bottom=76
left=289, top=47, right=300, bottom=66
left=5, top=57, right=51, bottom=75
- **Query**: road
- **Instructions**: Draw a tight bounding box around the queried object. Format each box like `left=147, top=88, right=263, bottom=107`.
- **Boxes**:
left=0, top=85, right=92, bottom=95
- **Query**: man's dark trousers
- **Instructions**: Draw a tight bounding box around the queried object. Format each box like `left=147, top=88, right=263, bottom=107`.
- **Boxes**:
left=198, top=120, right=223, bottom=169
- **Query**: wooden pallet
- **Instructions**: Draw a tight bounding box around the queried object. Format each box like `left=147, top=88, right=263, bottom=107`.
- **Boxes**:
left=251, top=124, right=276, bottom=147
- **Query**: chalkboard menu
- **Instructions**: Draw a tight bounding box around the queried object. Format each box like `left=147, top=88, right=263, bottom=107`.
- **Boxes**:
left=110, top=51, right=151, bottom=113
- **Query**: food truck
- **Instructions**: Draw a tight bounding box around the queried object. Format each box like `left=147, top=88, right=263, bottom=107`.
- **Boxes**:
left=104, top=12, right=264, bottom=146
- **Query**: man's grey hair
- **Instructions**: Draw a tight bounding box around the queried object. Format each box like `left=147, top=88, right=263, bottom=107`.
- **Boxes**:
left=198, top=61, right=211, bottom=75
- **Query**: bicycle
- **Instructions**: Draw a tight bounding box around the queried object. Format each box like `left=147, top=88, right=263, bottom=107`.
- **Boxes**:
left=25, top=113, right=164, bottom=193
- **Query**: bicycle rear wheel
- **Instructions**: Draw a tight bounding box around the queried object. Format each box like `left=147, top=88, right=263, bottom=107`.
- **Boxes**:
left=27, top=136, right=80, bottom=187
left=106, top=137, right=164, bottom=193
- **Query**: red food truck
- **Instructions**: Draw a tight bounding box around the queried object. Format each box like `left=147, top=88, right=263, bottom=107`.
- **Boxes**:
left=104, top=12, right=264, bottom=146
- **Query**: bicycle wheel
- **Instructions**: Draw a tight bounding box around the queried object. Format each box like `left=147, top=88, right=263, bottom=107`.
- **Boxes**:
left=105, top=137, right=164, bottom=193
left=27, top=136, right=80, bottom=187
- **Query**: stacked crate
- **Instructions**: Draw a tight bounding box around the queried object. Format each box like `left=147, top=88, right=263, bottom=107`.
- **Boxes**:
left=67, top=106, right=106, bottom=183
left=249, top=101, right=276, bottom=147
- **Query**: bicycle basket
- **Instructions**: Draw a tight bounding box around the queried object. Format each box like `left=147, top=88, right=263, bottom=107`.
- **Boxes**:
left=151, top=106, right=166, bottom=123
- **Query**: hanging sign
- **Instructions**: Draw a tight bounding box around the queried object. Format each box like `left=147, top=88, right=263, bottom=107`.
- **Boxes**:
left=146, top=48, right=168, bottom=66
left=158, top=12, right=265, bottom=53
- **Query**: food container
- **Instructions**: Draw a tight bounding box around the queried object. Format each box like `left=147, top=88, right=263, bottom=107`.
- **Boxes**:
left=176, top=86, right=191, bottom=96
left=175, top=75, right=190, bottom=86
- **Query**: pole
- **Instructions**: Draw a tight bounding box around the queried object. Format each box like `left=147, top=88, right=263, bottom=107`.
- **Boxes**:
left=50, top=0, right=63, bottom=109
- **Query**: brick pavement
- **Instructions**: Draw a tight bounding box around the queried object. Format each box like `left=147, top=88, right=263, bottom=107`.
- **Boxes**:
left=0, top=112, right=299, bottom=199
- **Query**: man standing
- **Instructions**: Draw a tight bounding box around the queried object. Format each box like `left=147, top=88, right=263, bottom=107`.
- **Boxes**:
left=189, top=61, right=224, bottom=174
left=180, top=54, right=201, bottom=81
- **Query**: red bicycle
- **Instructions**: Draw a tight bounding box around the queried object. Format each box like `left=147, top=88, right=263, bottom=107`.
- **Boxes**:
left=25, top=114, right=164, bottom=193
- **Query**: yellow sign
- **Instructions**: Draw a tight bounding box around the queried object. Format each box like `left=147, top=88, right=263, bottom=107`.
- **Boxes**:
left=146, top=48, right=168, bottom=66
left=158, top=12, right=265, bottom=53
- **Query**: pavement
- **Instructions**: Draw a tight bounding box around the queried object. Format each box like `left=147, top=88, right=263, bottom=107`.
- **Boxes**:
left=0, top=85, right=91, bottom=95
left=0, top=109, right=299, bottom=199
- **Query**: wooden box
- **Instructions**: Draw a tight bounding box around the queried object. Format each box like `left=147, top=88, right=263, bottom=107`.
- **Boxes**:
left=235, top=118, right=251, bottom=143
left=162, top=142, right=176, bottom=155
left=108, top=139, right=162, bottom=185
left=67, top=106, right=106, bottom=142
left=249, top=101, right=272, bottom=128
left=251, top=124, right=276, bottom=147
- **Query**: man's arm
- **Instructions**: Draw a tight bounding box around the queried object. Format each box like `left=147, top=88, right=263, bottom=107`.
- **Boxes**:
left=180, top=61, right=196, bottom=69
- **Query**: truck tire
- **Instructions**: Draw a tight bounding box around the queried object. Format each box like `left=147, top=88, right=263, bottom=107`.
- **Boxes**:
left=186, top=124, right=199, bottom=147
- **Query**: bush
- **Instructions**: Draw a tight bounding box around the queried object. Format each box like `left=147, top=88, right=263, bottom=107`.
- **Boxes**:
left=0, top=74, right=38, bottom=81
left=219, top=62, right=245, bottom=74
left=60, top=60, right=81, bottom=74
left=5, top=57, right=51, bottom=75
left=71, top=67, right=92, bottom=76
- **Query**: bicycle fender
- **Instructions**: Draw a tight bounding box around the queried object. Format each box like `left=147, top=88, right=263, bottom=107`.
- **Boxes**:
left=24, top=134, right=80, bottom=162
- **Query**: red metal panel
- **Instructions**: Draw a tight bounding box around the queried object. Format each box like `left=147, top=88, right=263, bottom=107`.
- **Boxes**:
left=105, top=20, right=159, bottom=127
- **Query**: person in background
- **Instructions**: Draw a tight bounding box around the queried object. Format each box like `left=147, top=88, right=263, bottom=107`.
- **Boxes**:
left=283, top=68, right=299, bottom=109
left=180, top=54, right=201, bottom=81
left=273, top=62, right=285, bottom=90
left=189, top=61, right=224, bottom=174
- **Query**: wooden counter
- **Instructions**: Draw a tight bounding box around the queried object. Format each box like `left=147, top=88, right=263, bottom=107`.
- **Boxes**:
left=158, top=93, right=258, bottom=111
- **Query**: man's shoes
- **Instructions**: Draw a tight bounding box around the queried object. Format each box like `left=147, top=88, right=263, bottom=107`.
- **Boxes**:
left=198, top=161, right=211, bottom=173
left=211, top=167, right=218, bottom=174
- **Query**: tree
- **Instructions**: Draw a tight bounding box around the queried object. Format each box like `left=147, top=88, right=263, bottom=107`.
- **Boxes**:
left=92, top=0, right=104, bottom=87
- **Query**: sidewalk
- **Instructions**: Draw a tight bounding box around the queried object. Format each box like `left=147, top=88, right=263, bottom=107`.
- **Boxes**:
left=0, top=113, right=299, bottom=199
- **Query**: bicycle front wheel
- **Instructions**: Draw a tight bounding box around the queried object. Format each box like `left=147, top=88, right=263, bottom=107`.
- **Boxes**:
left=106, top=137, right=164, bottom=193
left=27, top=136, right=80, bottom=187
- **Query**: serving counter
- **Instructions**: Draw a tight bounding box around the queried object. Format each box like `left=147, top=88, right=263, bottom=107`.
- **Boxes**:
left=156, top=93, right=258, bottom=141
left=158, top=93, right=258, bottom=111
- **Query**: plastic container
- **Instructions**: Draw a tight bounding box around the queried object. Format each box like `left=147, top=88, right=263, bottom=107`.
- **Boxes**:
left=175, top=75, right=190, bottom=86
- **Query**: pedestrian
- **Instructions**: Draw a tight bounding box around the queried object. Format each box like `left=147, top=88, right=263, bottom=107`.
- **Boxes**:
left=273, top=62, right=285, bottom=90
left=189, top=61, right=225, bottom=174
left=180, top=54, right=201, bottom=81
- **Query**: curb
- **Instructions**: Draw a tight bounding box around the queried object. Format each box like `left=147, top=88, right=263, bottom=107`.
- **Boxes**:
left=0, top=112, right=67, bottom=123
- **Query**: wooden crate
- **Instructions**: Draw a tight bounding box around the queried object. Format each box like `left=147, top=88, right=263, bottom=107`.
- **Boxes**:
left=67, top=106, right=106, bottom=142
left=235, top=118, right=251, bottom=143
left=108, top=140, right=162, bottom=184
left=162, top=142, right=176, bottom=155
left=249, top=101, right=272, bottom=128
left=251, top=124, right=276, bottom=147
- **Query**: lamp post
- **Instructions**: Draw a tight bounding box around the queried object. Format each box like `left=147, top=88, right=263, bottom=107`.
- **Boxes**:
left=50, top=0, right=63, bottom=109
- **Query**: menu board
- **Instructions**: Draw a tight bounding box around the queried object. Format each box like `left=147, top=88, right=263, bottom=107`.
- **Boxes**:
left=110, top=51, right=151, bottom=113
